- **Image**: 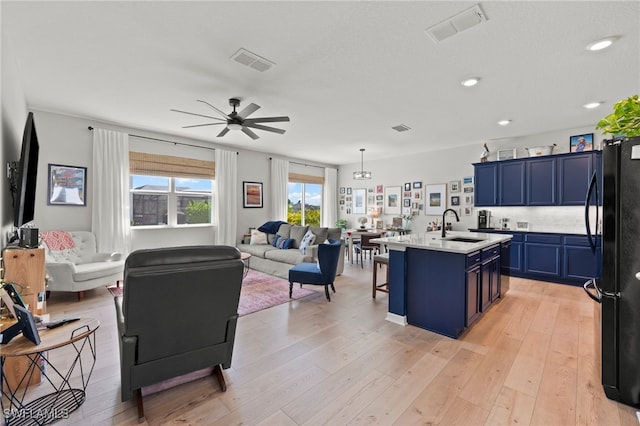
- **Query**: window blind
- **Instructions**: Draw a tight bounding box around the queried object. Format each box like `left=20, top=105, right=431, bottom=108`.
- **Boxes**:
left=288, top=172, right=324, bottom=184
left=129, top=151, right=215, bottom=179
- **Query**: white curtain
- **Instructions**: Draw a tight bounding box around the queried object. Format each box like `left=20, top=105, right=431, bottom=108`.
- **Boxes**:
left=213, top=149, right=238, bottom=246
left=270, top=158, right=289, bottom=221
left=91, top=128, right=131, bottom=255
left=322, top=167, right=338, bottom=228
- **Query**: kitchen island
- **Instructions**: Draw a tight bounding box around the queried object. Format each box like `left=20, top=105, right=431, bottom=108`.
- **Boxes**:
left=372, top=231, right=512, bottom=338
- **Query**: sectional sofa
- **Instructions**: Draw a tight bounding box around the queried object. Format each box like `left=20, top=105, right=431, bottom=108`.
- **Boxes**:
left=236, top=224, right=345, bottom=279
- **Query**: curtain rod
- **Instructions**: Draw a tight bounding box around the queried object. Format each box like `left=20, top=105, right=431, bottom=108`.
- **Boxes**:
left=269, top=156, right=324, bottom=169
left=88, top=126, right=228, bottom=153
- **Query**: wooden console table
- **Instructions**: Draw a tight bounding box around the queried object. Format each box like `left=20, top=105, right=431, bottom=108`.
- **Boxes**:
left=1, top=248, right=46, bottom=392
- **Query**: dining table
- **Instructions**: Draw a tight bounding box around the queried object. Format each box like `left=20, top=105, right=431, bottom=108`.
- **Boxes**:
left=344, top=230, right=384, bottom=264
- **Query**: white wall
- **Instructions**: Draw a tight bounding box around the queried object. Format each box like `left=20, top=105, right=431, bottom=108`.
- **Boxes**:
left=27, top=109, right=337, bottom=249
left=1, top=24, right=28, bottom=243
left=337, top=125, right=603, bottom=235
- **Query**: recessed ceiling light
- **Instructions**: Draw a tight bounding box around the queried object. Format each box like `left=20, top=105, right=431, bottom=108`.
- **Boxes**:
left=497, top=120, right=511, bottom=126
left=586, top=36, right=620, bottom=51
left=583, top=102, right=602, bottom=109
left=461, top=77, right=480, bottom=87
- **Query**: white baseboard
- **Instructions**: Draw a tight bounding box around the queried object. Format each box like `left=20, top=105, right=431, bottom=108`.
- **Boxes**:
left=385, top=312, right=407, bottom=326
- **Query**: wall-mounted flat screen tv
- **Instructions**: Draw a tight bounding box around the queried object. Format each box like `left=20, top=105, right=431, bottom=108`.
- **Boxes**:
left=14, top=112, right=39, bottom=228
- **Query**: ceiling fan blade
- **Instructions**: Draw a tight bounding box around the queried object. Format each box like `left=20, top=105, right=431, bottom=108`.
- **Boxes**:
left=244, top=116, right=290, bottom=124
left=216, top=127, right=230, bottom=138
left=197, top=99, right=230, bottom=119
left=241, top=127, right=260, bottom=140
left=237, top=103, right=260, bottom=119
left=244, top=122, right=286, bottom=134
left=182, top=122, right=226, bottom=129
left=170, top=109, right=226, bottom=121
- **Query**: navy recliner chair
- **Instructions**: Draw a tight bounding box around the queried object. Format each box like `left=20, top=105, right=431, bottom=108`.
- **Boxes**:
left=288, top=239, right=342, bottom=301
left=114, top=245, right=244, bottom=422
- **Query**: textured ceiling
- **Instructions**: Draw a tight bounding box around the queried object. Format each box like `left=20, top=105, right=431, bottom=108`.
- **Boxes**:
left=3, top=1, right=639, bottom=165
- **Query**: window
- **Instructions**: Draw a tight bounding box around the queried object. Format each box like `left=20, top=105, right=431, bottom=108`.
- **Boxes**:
left=288, top=176, right=323, bottom=226
left=129, top=152, right=214, bottom=227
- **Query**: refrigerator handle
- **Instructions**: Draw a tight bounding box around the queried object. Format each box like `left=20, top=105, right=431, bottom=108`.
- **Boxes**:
left=583, top=278, right=601, bottom=303
left=585, top=170, right=597, bottom=253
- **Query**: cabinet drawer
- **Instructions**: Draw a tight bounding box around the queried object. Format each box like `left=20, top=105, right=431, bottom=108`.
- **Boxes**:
left=505, top=232, right=524, bottom=242
left=482, top=244, right=500, bottom=260
left=467, top=251, right=481, bottom=268
left=525, top=234, right=562, bottom=244
left=564, top=235, right=600, bottom=247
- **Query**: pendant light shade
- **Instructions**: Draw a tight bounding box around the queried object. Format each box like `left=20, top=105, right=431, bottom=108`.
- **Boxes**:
left=353, top=148, right=372, bottom=180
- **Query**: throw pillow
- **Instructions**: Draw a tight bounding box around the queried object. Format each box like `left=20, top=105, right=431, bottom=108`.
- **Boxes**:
left=272, top=234, right=281, bottom=247
left=299, top=230, right=317, bottom=254
left=276, top=238, right=294, bottom=250
left=250, top=229, right=268, bottom=245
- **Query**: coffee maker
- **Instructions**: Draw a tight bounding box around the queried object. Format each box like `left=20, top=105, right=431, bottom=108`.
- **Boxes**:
left=477, top=210, right=491, bottom=229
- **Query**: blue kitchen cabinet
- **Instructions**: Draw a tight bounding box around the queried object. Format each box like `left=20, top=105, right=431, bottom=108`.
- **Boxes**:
left=527, top=157, right=556, bottom=205
left=506, top=233, right=523, bottom=273
left=524, top=233, right=562, bottom=278
left=466, top=252, right=481, bottom=326
left=406, top=248, right=467, bottom=338
left=481, top=245, right=501, bottom=311
left=558, top=152, right=595, bottom=205
left=563, top=235, right=601, bottom=280
left=475, top=163, right=498, bottom=206
left=499, top=161, right=526, bottom=205
left=474, top=151, right=601, bottom=207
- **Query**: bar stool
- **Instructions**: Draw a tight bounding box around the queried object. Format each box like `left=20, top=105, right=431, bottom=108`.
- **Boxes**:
left=372, top=253, right=389, bottom=298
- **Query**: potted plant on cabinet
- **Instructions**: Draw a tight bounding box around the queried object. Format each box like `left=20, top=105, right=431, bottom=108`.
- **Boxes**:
left=596, top=94, right=640, bottom=138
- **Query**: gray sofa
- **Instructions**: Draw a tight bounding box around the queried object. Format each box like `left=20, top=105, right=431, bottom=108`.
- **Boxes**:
left=236, top=224, right=344, bottom=279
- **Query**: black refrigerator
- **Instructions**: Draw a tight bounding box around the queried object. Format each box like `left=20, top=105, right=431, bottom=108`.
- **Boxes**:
left=584, top=136, right=640, bottom=407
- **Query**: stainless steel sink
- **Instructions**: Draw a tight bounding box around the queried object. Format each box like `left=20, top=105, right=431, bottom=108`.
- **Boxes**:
left=446, top=237, right=485, bottom=243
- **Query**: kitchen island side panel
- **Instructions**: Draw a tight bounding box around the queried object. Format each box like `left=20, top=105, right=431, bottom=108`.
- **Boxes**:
left=388, top=248, right=407, bottom=317
left=405, top=248, right=467, bottom=338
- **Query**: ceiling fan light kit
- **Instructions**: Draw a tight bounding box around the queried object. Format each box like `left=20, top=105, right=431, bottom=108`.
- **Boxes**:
left=172, top=97, right=290, bottom=140
left=353, top=148, right=372, bottom=180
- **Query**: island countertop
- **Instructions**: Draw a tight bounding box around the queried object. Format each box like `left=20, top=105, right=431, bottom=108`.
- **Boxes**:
left=371, top=230, right=512, bottom=254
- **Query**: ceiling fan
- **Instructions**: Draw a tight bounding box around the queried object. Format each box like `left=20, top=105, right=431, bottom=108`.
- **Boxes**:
left=171, top=98, right=290, bottom=140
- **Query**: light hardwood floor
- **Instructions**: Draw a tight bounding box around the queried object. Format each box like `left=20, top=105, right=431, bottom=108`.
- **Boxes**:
left=36, top=260, right=638, bottom=425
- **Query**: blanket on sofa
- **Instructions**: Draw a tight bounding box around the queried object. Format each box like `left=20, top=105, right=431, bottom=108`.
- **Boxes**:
left=258, top=220, right=288, bottom=234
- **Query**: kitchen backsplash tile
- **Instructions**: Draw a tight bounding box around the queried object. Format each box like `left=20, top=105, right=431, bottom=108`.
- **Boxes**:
left=483, top=206, right=599, bottom=235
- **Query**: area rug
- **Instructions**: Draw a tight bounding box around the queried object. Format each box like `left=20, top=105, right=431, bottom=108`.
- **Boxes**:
left=106, top=269, right=317, bottom=316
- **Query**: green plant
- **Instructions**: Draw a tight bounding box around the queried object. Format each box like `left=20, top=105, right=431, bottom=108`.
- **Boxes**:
left=596, top=95, right=640, bottom=137
left=185, top=200, right=210, bottom=224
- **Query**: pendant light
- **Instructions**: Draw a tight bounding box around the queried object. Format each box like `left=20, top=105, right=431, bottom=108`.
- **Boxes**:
left=353, top=148, right=372, bottom=180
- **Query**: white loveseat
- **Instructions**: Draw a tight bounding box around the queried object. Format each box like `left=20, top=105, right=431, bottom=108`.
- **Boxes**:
left=41, top=231, right=125, bottom=300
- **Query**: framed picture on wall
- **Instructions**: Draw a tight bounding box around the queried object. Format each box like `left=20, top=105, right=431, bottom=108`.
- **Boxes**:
left=570, top=133, right=594, bottom=152
left=425, top=183, right=447, bottom=215
left=47, top=164, right=87, bottom=206
left=243, top=181, right=263, bottom=208
left=384, top=186, right=402, bottom=215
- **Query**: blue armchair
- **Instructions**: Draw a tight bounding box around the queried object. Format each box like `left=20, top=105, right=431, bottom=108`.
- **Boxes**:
left=288, top=239, right=342, bottom=301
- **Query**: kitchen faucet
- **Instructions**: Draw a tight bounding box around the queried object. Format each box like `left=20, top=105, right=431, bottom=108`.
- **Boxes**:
left=441, top=208, right=460, bottom=238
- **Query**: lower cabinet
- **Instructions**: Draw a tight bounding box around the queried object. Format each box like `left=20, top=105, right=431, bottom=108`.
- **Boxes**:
left=481, top=245, right=501, bottom=311
left=466, top=265, right=481, bottom=326
left=524, top=234, right=562, bottom=277
left=405, top=247, right=502, bottom=338
left=474, top=230, right=601, bottom=285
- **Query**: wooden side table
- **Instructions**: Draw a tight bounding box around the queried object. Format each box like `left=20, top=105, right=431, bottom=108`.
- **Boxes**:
left=1, top=318, right=100, bottom=424
left=240, top=252, right=251, bottom=278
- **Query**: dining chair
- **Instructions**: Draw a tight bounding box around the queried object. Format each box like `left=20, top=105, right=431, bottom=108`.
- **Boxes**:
left=354, top=233, right=381, bottom=268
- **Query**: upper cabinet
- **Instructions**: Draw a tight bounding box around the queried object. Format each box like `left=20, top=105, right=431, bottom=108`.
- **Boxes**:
left=474, top=151, right=601, bottom=207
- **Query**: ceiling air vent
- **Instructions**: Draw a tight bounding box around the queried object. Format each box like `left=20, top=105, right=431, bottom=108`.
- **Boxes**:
left=392, top=124, right=411, bottom=132
left=425, top=4, right=487, bottom=43
left=230, top=48, right=276, bottom=72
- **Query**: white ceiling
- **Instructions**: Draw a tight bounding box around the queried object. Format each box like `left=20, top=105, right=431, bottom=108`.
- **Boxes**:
left=3, top=1, right=639, bottom=165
